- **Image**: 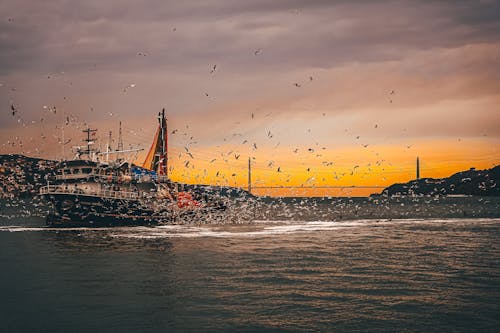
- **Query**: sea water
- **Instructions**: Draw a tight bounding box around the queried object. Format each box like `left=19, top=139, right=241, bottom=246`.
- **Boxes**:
left=0, top=215, right=499, bottom=332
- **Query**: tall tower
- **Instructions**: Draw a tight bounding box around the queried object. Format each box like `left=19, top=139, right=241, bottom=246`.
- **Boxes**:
left=416, top=156, right=420, bottom=180
left=248, top=157, right=252, bottom=193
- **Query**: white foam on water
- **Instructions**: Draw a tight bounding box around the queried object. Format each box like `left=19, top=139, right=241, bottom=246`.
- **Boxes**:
left=0, top=225, right=157, bottom=232
left=108, top=218, right=500, bottom=239
left=1, top=218, right=498, bottom=238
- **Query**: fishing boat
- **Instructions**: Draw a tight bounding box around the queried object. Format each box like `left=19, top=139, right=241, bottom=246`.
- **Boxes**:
left=40, top=109, right=227, bottom=227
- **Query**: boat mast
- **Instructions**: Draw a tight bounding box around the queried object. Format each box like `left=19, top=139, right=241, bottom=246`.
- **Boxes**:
left=158, top=109, right=168, bottom=177
left=106, top=131, right=112, bottom=163
left=82, top=127, right=97, bottom=160
left=141, top=109, right=168, bottom=176
left=117, top=121, right=123, bottom=161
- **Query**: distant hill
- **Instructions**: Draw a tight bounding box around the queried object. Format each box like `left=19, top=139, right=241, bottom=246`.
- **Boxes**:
left=0, top=154, right=57, bottom=198
left=380, top=166, right=499, bottom=196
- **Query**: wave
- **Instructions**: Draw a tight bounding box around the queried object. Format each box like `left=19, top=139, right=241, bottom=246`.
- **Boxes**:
left=0, top=218, right=498, bottom=239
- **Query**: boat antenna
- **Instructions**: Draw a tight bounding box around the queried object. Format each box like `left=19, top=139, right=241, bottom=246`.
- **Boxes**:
left=82, top=127, right=97, bottom=159
left=118, top=121, right=123, bottom=151
left=107, top=130, right=112, bottom=162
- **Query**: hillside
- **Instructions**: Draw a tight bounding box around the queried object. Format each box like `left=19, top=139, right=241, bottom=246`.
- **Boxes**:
left=0, top=154, right=57, bottom=198
left=381, top=166, right=499, bottom=196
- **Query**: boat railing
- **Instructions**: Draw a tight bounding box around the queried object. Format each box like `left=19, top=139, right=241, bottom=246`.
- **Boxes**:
left=55, top=172, right=169, bottom=183
left=40, top=185, right=140, bottom=200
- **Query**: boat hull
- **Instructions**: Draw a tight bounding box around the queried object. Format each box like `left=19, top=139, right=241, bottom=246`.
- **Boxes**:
left=42, top=193, right=171, bottom=227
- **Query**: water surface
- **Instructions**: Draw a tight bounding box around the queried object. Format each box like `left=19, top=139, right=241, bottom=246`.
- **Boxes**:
left=0, top=218, right=499, bottom=332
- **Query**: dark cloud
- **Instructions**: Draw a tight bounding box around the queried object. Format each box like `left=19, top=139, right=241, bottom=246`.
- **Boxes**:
left=1, top=0, right=500, bottom=75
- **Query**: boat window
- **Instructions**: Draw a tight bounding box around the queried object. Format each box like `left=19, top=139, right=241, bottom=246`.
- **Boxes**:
left=63, top=169, right=71, bottom=175
left=82, top=168, right=92, bottom=174
left=72, top=168, right=80, bottom=174
left=56, top=170, right=63, bottom=175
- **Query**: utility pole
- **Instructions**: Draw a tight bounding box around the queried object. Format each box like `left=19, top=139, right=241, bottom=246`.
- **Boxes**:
left=248, top=157, right=252, bottom=193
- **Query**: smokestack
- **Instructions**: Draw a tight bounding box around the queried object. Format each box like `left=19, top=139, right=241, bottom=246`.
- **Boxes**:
left=416, top=156, right=420, bottom=180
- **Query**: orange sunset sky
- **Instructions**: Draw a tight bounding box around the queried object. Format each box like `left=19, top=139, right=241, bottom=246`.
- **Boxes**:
left=1, top=0, right=499, bottom=196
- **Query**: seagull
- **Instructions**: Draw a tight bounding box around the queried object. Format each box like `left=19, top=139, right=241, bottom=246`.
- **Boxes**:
left=254, top=49, right=262, bottom=56
left=123, top=83, right=136, bottom=92
left=210, top=65, right=217, bottom=74
left=294, top=83, right=301, bottom=88
left=10, top=104, right=17, bottom=116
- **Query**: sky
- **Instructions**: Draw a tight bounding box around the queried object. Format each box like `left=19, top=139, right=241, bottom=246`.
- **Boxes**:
left=1, top=0, right=499, bottom=196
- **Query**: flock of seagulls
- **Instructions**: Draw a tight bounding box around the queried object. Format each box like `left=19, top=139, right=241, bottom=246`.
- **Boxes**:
left=1, top=66, right=435, bottom=189
left=1, top=25, right=475, bottom=190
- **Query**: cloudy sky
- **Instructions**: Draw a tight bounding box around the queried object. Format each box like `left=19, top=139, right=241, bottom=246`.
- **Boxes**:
left=1, top=0, right=499, bottom=195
